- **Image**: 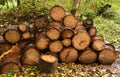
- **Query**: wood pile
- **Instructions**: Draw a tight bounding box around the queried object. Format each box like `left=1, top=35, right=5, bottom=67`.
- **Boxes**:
left=0, top=5, right=116, bottom=74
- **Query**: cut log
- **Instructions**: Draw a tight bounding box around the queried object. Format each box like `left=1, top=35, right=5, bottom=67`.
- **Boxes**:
left=61, top=27, right=74, bottom=39
left=18, top=24, right=28, bottom=33
left=62, top=39, right=71, bottom=47
left=38, top=54, right=58, bottom=73
left=36, top=36, right=50, bottom=50
left=88, top=27, right=97, bottom=37
left=3, top=26, right=22, bottom=44
left=46, top=26, right=61, bottom=40
left=22, top=31, right=31, bottom=39
left=92, top=39, right=105, bottom=51
left=59, top=47, right=78, bottom=63
left=0, top=62, right=20, bottom=74
left=35, top=15, right=48, bottom=29
left=49, top=40, right=63, bottom=53
left=63, top=15, right=78, bottom=28
left=50, top=5, right=66, bottom=21
left=83, top=18, right=93, bottom=28
left=20, top=45, right=40, bottom=65
left=98, top=49, right=116, bottom=64
left=92, top=35, right=104, bottom=41
left=78, top=48, right=97, bottom=64
left=0, top=39, right=12, bottom=55
left=72, top=31, right=91, bottom=50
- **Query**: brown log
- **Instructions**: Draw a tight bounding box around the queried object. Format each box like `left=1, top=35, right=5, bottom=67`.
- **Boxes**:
left=78, top=48, right=97, bottom=64
left=72, top=31, right=91, bottom=50
left=35, top=14, right=48, bottom=29
left=59, top=47, right=78, bottom=63
left=29, top=23, right=37, bottom=34
left=22, top=31, right=31, bottom=39
left=61, top=27, right=74, bottom=39
left=38, top=54, right=58, bottom=73
left=0, top=39, right=12, bottom=55
left=62, top=39, right=71, bottom=47
left=105, top=44, right=115, bottom=51
left=49, top=40, right=63, bottom=53
left=3, top=26, right=22, bottom=44
left=88, top=27, right=97, bottom=37
left=83, top=18, right=93, bottom=28
left=20, top=45, right=40, bottom=65
left=50, top=5, right=66, bottom=21
left=18, top=24, right=28, bottom=33
left=92, top=39, right=105, bottom=51
left=98, top=49, right=116, bottom=64
left=36, top=36, right=50, bottom=50
left=92, top=35, right=104, bottom=41
left=63, top=15, right=78, bottom=28
left=0, top=62, right=20, bottom=74
left=46, top=26, right=61, bottom=40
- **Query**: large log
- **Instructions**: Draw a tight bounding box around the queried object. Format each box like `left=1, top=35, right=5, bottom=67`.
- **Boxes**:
left=78, top=48, right=97, bottom=64
left=38, top=54, right=58, bottom=73
left=59, top=47, right=78, bottom=63
left=63, top=15, right=78, bottom=28
left=72, top=31, right=91, bottom=50
left=50, top=5, right=66, bottom=21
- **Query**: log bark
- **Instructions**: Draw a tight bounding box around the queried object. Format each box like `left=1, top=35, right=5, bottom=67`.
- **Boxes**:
left=98, top=49, right=116, bottom=64
left=72, top=31, right=91, bottom=50
left=78, top=48, right=97, bottom=64
left=38, top=54, right=58, bottom=73
left=35, top=14, right=48, bottom=29
left=49, top=40, right=63, bottom=53
left=59, top=47, right=78, bottom=63
left=83, top=18, right=93, bottom=28
left=74, top=22, right=86, bottom=33
left=50, top=5, right=66, bottom=21
left=20, top=44, right=40, bottom=65
left=92, top=35, right=104, bottom=41
left=63, top=15, right=78, bottom=28
left=88, top=27, right=97, bottom=37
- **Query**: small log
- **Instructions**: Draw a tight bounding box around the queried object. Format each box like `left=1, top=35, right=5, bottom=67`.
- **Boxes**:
left=88, top=27, right=97, bottom=37
left=62, top=39, right=71, bottom=47
left=35, top=14, right=48, bottom=29
left=98, top=49, right=116, bottom=64
left=59, top=47, right=78, bottom=63
left=92, top=35, right=104, bottom=41
left=83, top=18, right=93, bottom=28
left=22, top=31, right=31, bottom=39
left=18, top=24, right=28, bottom=33
left=49, top=40, right=63, bottom=53
left=3, top=26, right=22, bottom=44
left=92, top=39, right=105, bottom=51
left=20, top=44, right=40, bottom=65
left=50, top=5, right=66, bottom=21
left=61, top=27, right=74, bottom=39
left=78, top=48, right=97, bottom=64
left=38, top=54, right=58, bottom=73
left=63, top=15, right=78, bottom=28
left=36, top=36, right=50, bottom=50
left=46, top=26, right=61, bottom=40
left=72, top=31, right=91, bottom=50
left=0, top=62, right=20, bottom=74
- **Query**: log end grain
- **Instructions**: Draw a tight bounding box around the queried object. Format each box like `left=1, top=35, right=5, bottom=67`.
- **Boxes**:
left=62, top=39, right=71, bottom=47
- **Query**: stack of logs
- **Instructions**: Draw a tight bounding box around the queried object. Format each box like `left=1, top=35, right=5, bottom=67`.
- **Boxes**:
left=0, top=5, right=116, bottom=74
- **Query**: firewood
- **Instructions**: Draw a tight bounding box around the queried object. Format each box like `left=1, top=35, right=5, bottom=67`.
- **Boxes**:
left=59, top=47, right=78, bottom=63
left=0, top=62, right=21, bottom=74
left=20, top=44, right=40, bottom=65
left=18, top=24, right=28, bottom=33
left=50, top=5, right=66, bottom=21
left=3, top=26, right=22, bottom=44
left=92, top=35, right=104, bottom=41
left=83, top=18, right=93, bottom=28
left=36, top=36, right=50, bottom=50
left=49, top=40, right=63, bottom=53
left=62, top=39, right=71, bottom=47
left=78, top=48, right=97, bottom=64
left=61, top=27, right=74, bottom=39
left=72, top=31, right=91, bottom=50
left=63, top=15, right=78, bottom=28
left=98, top=49, right=116, bottom=64
left=35, top=14, right=48, bottom=29
left=88, top=27, right=97, bottom=37
left=22, top=31, right=31, bottom=39
left=92, top=39, right=105, bottom=51
left=38, top=54, right=58, bottom=73
left=46, top=26, right=61, bottom=40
